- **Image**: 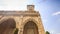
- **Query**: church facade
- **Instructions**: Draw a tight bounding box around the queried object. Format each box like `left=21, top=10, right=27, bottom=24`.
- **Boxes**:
left=0, top=5, right=45, bottom=34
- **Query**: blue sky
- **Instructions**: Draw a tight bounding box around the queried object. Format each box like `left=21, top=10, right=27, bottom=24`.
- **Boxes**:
left=0, top=0, right=60, bottom=34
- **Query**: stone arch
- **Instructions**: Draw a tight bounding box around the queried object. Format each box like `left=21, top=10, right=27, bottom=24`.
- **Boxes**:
left=22, top=18, right=39, bottom=28
left=0, top=18, right=16, bottom=34
left=20, top=18, right=39, bottom=34
left=23, top=21, right=39, bottom=34
left=0, top=17, right=14, bottom=24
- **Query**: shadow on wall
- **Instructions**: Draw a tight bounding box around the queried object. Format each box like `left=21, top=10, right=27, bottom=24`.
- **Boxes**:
left=0, top=18, right=17, bottom=34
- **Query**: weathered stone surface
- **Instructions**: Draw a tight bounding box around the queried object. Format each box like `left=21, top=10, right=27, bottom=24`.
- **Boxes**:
left=0, top=5, right=45, bottom=34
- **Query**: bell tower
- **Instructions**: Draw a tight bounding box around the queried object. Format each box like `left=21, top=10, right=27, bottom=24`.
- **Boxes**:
left=27, top=5, right=34, bottom=11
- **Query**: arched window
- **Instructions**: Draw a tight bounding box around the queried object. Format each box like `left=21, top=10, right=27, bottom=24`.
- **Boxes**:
left=23, top=21, right=39, bottom=34
left=0, top=18, right=16, bottom=34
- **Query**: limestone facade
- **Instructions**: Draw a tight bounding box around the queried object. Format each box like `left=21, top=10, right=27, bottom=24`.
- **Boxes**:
left=0, top=5, right=45, bottom=34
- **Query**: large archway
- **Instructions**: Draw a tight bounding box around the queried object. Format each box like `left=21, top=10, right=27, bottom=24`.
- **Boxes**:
left=23, top=21, right=39, bottom=34
left=0, top=18, right=16, bottom=34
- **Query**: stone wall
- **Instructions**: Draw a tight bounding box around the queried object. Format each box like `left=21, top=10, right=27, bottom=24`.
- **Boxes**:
left=0, top=11, right=45, bottom=34
left=0, top=5, right=45, bottom=34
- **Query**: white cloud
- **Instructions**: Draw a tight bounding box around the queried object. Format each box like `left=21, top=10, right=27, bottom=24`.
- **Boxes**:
left=0, top=0, right=29, bottom=10
left=0, top=0, right=37, bottom=10
left=52, top=11, right=60, bottom=16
